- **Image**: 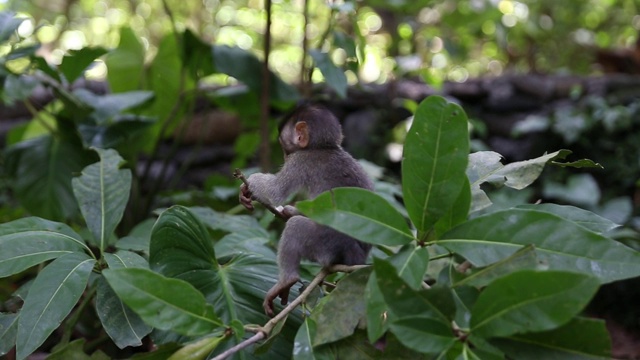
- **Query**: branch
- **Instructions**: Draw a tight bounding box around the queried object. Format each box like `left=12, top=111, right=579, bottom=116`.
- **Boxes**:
left=214, top=264, right=368, bottom=360
left=233, top=169, right=289, bottom=220
left=259, top=0, right=273, bottom=171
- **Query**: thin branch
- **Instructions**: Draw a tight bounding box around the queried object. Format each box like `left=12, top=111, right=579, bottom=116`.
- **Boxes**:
left=211, top=332, right=265, bottom=360
left=217, top=264, right=368, bottom=359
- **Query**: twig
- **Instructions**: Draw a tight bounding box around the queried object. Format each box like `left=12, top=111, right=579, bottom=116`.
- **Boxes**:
left=233, top=169, right=289, bottom=220
left=216, top=264, right=368, bottom=360
left=211, top=332, right=265, bottom=360
left=259, top=0, right=273, bottom=171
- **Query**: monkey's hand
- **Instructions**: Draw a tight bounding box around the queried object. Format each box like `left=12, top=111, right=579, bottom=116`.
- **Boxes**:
left=239, top=183, right=255, bottom=211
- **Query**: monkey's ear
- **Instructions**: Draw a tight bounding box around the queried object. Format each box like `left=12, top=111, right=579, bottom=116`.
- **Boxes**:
left=294, top=121, right=309, bottom=148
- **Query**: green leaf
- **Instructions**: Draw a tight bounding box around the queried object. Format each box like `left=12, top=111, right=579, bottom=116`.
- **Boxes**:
left=167, top=334, right=225, bottom=360
left=0, top=12, right=24, bottom=43
left=516, top=204, right=619, bottom=234
left=470, top=270, right=599, bottom=338
left=491, top=317, right=611, bottom=359
left=47, top=339, right=92, bottom=360
left=5, top=135, right=96, bottom=221
left=387, top=244, right=430, bottom=290
left=150, top=206, right=302, bottom=358
left=402, top=96, right=469, bottom=234
left=310, top=268, right=371, bottom=346
left=212, top=45, right=299, bottom=107
left=453, top=245, right=539, bottom=288
left=467, top=150, right=571, bottom=212
left=72, top=148, right=131, bottom=253
left=374, top=258, right=454, bottom=324
left=59, top=47, right=108, bottom=83
left=74, top=89, right=154, bottom=124
left=105, top=27, right=145, bottom=93
left=0, top=313, right=18, bottom=356
left=309, top=50, right=348, bottom=98
left=293, top=318, right=317, bottom=360
left=439, top=208, right=640, bottom=283
left=434, top=177, right=471, bottom=237
left=389, top=317, right=457, bottom=354
left=0, top=217, right=89, bottom=277
left=149, top=206, right=217, bottom=275
left=296, top=187, right=414, bottom=246
left=552, top=158, right=603, bottom=169
left=102, top=268, right=223, bottom=336
left=365, top=272, right=388, bottom=343
left=97, top=252, right=151, bottom=349
left=16, top=253, right=95, bottom=360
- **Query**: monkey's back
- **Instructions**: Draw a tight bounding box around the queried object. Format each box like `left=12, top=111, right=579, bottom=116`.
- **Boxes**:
left=293, top=148, right=374, bottom=199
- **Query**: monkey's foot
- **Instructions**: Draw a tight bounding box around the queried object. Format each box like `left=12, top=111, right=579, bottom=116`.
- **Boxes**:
left=263, top=281, right=296, bottom=317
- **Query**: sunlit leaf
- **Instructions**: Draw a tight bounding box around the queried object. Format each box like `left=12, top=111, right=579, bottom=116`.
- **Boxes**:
left=309, top=50, right=348, bottom=98
left=59, top=47, right=108, bottom=83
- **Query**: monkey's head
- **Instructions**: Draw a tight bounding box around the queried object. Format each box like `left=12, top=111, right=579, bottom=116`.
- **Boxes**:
left=278, top=104, right=343, bottom=156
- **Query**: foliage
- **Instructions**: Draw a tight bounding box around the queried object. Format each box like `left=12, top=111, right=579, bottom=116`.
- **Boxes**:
left=0, top=95, right=628, bottom=359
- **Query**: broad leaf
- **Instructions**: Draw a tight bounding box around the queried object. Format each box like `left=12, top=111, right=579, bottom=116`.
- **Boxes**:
left=470, top=270, right=599, bottom=338
left=16, top=253, right=95, bottom=360
left=103, top=268, right=223, bottom=336
left=434, top=177, right=471, bottom=237
left=0, top=217, right=89, bottom=277
left=453, top=245, right=539, bottom=288
left=149, top=206, right=302, bottom=359
left=365, top=272, right=388, bottom=343
left=72, top=148, right=132, bottom=253
left=0, top=313, right=18, bottom=356
left=389, top=317, right=457, bottom=354
left=74, top=89, right=154, bottom=124
left=309, top=268, right=371, bottom=347
left=387, top=244, right=430, bottom=290
left=5, top=134, right=96, bottom=221
left=293, top=318, right=317, bottom=360
left=517, top=203, right=619, bottom=234
left=296, top=187, right=414, bottom=246
left=491, top=317, right=611, bottom=359
left=467, top=150, right=571, bottom=212
left=97, top=252, right=151, bottom=349
left=402, top=96, right=469, bottom=234
left=105, top=27, right=145, bottom=93
left=0, top=12, right=24, bottom=42
left=440, top=208, right=640, bottom=283
left=309, top=50, right=348, bottom=98
left=59, top=47, right=108, bottom=83
left=374, top=258, right=454, bottom=323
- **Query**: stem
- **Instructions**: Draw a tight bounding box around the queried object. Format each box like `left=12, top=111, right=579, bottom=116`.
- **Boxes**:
left=300, top=0, right=310, bottom=96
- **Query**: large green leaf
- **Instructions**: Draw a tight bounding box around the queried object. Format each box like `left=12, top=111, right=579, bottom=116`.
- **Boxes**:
left=470, top=270, right=599, bottom=338
left=16, top=253, right=95, bottom=360
left=149, top=206, right=302, bottom=359
left=439, top=208, right=640, bottom=283
left=296, top=187, right=414, bottom=246
left=365, top=272, right=388, bottom=343
left=434, top=177, right=471, bottom=237
left=402, top=96, right=469, bottom=234
left=453, top=245, right=539, bottom=288
left=105, top=27, right=145, bottom=93
left=491, top=317, right=611, bottom=359
left=293, top=318, right=317, bottom=360
left=0, top=313, right=18, bottom=356
left=149, top=206, right=217, bottom=275
left=5, top=134, right=96, bottom=221
left=0, top=217, right=89, bottom=277
left=516, top=203, right=619, bottom=234
left=467, top=150, right=571, bottom=212
left=309, top=50, right=348, bottom=98
left=72, top=148, right=131, bottom=253
left=73, top=89, right=154, bottom=124
left=103, top=268, right=223, bottom=336
left=309, top=267, right=371, bottom=347
left=96, top=251, right=151, bottom=349
left=59, top=47, right=108, bottom=83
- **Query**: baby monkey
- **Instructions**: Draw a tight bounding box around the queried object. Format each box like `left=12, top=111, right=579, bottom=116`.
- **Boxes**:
left=239, top=104, right=373, bottom=316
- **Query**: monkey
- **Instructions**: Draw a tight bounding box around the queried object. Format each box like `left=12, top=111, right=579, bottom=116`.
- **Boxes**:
left=239, top=104, right=374, bottom=316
